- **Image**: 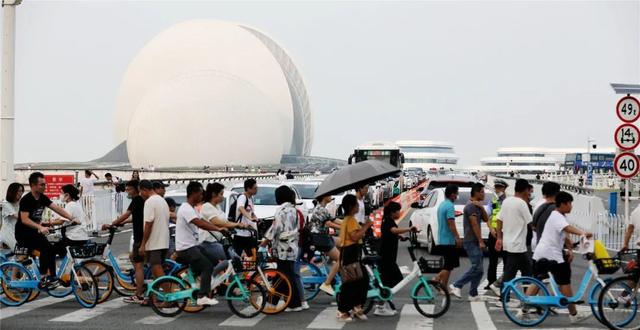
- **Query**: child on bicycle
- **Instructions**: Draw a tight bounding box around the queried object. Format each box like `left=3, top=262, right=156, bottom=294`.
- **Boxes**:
left=526, top=191, right=593, bottom=324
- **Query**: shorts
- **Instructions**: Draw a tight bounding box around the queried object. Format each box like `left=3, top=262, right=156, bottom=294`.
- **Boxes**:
left=131, top=242, right=144, bottom=263
left=534, top=259, right=571, bottom=285
left=146, top=249, right=168, bottom=265
left=440, top=245, right=460, bottom=271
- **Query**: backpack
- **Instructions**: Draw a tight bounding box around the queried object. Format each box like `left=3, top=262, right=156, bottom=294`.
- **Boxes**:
left=228, top=194, right=249, bottom=222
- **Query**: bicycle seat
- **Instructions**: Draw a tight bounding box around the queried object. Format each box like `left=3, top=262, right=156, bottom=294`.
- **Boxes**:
left=362, top=255, right=381, bottom=265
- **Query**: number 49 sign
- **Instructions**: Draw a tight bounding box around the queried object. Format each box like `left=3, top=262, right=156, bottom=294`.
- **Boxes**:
left=615, top=152, right=640, bottom=179
left=617, top=96, right=640, bottom=123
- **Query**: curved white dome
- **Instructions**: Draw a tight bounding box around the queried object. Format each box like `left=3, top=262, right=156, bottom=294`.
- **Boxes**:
left=114, top=19, right=311, bottom=167
left=127, top=72, right=286, bottom=167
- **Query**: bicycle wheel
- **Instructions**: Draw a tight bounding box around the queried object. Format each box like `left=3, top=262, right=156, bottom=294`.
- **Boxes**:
left=502, top=277, right=550, bottom=327
left=249, top=268, right=292, bottom=314
left=412, top=280, right=450, bottom=318
left=0, top=262, right=33, bottom=306
left=598, top=276, right=639, bottom=329
left=47, top=258, right=73, bottom=298
left=227, top=278, right=267, bottom=318
left=299, top=261, right=323, bottom=301
left=590, top=280, right=606, bottom=325
left=148, top=277, right=188, bottom=317
left=114, top=270, right=137, bottom=296
left=173, top=267, right=205, bottom=313
left=81, top=260, right=114, bottom=304
left=71, top=265, right=99, bottom=308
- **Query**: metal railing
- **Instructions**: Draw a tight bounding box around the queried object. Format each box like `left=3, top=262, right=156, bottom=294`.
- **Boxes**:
left=568, top=210, right=631, bottom=252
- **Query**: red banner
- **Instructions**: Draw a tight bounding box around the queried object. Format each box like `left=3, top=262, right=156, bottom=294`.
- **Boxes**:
left=44, top=175, right=75, bottom=198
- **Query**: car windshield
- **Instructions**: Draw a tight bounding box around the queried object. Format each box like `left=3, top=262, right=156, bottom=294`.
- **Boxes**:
left=454, top=191, right=495, bottom=206
left=427, top=181, right=475, bottom=190
left=291, top=184, right=318, bottom=199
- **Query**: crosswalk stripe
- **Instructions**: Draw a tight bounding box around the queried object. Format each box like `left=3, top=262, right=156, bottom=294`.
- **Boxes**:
left=50, top=298, right=127, bottom=322
left=470, top=301, right=496, bottom=330
left=396, top=304, right=433, bottom=330
left=0, top=296, right=74, bottom=320
left=307, top=306, right=343, bottom=329
left=219, top=307, right=266, bottom=327
left=136, top=314, right=181, bottom=324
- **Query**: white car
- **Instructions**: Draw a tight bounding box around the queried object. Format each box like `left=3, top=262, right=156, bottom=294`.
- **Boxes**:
left=283, top=181, right=320, bottom=211
left=409, top=187, right=496, bottom=254
left=230, top=182, right=309, bottom=219
left=164, top=189, right=239, bottom=216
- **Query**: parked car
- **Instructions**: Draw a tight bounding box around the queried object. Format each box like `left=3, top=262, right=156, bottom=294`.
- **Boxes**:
left=230, top=182, right=309, bottom=219
left=420, top=174, right=478, bottom=200
left=409, top=187, right=496, bottom=254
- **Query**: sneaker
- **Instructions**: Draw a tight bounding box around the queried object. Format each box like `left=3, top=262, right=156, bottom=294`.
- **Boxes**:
left=319, top=283, right=335, bottom=296
left=337, top=313, right=353, bottom=322
left=449, top=284, right=462, bottom=299
left=468, top=295, right=482, bottom=302
left=569, top=311, right=592, bottom=324
left=489, top=283, right=501, bottom=297
left=285, top=306, right=303, bottom=312
left=123, top=295, right=144, bottom=304
left=374, top=305, right=396, bottom=317
left=301, top=301, right=310, bottom=310
left=196, top=297, right=219, bottom=306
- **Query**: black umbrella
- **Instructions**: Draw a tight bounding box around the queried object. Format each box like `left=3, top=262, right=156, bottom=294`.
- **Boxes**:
left=314, top=160, right=401, bottom=198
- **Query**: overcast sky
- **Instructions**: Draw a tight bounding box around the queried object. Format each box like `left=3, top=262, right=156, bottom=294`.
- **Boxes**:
left=7, top=0, right=640, bottom=165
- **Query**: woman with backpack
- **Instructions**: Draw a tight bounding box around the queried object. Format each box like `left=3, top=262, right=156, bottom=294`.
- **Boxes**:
left=261, top=185, right=304, bottom=312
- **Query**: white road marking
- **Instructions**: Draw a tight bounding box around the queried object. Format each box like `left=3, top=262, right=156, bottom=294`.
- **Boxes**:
left=0, top=296, right=74, bottom=320
left=396, top=304, right=433, bottom=330
left=136, top=314, right=181, bottom=324
left=219, top=307, right=266, bottom=327
left=307, top=306, right=344, bottom=329
left=50, top=298, right=127, bottom=322
left=470, top=301, right=497, bottom=330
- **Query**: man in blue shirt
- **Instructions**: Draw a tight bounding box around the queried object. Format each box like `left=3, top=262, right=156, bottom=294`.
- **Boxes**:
left=433, top=185, right=462, bottom=290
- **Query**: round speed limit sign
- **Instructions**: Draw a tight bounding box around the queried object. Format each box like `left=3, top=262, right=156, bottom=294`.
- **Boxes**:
left=615, top=123, right=640, bottom=150
left=614, top=152, right=640, bottom=179
left=617, top=96, right=640, bottom=122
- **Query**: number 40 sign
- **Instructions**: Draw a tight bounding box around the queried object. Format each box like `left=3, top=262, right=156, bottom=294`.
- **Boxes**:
left=615, top=152, right=640, bottom=179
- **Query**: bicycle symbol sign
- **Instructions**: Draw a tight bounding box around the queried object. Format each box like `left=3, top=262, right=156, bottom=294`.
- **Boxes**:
left=615, top=123, right=640, bottom=150
left=616, top=96, right=640, bottom=123
left=614, top=152, right=640, bottom=179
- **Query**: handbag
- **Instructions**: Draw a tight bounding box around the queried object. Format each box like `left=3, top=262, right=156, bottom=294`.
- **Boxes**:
left=338, top=222, right=364, bottom=284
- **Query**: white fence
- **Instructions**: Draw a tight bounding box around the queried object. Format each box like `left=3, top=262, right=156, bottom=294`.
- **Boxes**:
left=567, top=211, right=631, bottom=252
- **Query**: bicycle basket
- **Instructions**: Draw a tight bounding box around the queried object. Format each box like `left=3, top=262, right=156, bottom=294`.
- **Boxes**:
left=618, top=249, right=640, bottom=274
left=594, top=258, right=620, bottom=275
left=418, top=257, right=444, bottom=274
left=68, top=244, right=98, bottom=258
left=95, top=243, right=107, bottom=256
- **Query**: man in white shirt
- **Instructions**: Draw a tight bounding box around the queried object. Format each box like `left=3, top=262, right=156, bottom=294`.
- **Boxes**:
left=234, top=179, right=258, bottom=257
left=528, top=191, right=592, bottom=323
left=79, top=170, right=100, bottom=235
left=175, top=181, right=225, bottom=306
left=355, top=184, right=369, bottom=224
left=496, top=179, right=534, bottom=285
left=138, top=180, right=171, bottom=281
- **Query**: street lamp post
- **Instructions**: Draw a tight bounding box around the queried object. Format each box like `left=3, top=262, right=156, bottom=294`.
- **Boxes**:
left=0, top=0, right=20, bottom=195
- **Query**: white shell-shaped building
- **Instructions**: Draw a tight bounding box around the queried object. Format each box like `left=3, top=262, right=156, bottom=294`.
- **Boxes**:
left=113, top=20, right=312, bottom=167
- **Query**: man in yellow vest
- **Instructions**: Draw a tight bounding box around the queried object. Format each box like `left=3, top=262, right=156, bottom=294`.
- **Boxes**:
left=486, top=179, right=508, bottom=295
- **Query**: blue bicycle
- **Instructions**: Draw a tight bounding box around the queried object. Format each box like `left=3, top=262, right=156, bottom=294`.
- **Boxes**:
left=0, top=225, right=100, bottom=308
left=81, top=225, right=181, bottom=303
left=299, top=252, right=341, bottom=301
left=501, top=240, right=618, bottom=327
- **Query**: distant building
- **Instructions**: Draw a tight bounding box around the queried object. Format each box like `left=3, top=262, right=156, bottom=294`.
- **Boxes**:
left=396, top=140, right=458, bottom=172
left=477, top=147, right=616, bottom=174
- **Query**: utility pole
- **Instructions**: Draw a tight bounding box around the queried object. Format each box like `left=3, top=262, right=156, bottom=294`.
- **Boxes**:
left=0, top=0, right=20, bottom=194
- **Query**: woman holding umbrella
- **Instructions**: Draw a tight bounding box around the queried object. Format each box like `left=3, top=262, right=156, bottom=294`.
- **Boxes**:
left=337, top=194, right=373, bottom=322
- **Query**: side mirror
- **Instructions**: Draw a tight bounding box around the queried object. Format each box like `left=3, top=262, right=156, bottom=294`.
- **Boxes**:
left=411, top=202, right=422, bottom=209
